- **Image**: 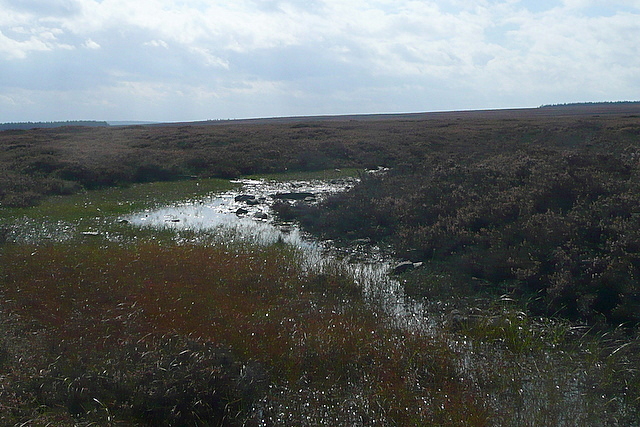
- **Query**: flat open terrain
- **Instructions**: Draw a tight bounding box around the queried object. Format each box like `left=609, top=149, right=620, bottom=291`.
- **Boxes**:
left=3, top=103, right=640, bottom=207
left=1, top=103, right=640, bottom=425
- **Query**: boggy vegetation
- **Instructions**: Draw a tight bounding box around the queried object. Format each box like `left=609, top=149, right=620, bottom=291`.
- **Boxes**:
left=3, top=109, right=640, bottom=324
left=4, top=106, right=637, bottom=208
left=2, top=105, right=640, bottom=424
left=0, top=123, right=360, bottom=207
left=0, top=241, right=487, bottom=425
left=276, top=114, right=640, bottom=325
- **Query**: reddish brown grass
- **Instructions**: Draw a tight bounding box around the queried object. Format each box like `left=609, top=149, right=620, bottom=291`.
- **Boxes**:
left=0, top=241, right=488, bottom=425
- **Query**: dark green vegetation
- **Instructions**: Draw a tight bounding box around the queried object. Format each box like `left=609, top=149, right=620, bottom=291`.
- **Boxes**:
left=0, top=121, right=109, bottom=131
left=273, top=108, right=640, bottom=325
left=2, top=104, right=640, bottom=424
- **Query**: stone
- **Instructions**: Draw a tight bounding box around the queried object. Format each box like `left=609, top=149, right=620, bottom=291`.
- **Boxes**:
left=392, top=261, right=422, bottom=274
left=235, top=194, right=256, bottom=202
left=271, top=192, right=316, bottom=201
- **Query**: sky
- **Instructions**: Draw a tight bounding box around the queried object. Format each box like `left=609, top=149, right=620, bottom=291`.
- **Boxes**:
left=0, top=0, right=639, bottom=122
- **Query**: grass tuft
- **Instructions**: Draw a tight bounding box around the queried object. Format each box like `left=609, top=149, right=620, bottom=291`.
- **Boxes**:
left=0, top=240, right=488, bottom=425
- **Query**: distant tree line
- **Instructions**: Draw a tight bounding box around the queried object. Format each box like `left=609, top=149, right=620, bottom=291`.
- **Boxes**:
left=539, top=101, right=640, bottom=108
left=0, top=121, right=109, bottom=131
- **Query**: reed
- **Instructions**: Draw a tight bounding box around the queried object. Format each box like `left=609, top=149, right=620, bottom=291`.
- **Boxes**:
left=0, top=240, right=487, bottom=425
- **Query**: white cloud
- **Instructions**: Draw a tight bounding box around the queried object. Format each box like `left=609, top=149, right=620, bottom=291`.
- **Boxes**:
left=82, top=38, right=99, bottom=49
left=559, top=0, right=637, bottom=9
left=112, top=80, right=174, bottom=100
left=496, top=8, right=640, bottom=88
left=0, top=93, right=19, bottom=106
left=144, top=39, right=168, bottom=48
left=0, top=0, right=638, bottom=121
left=188, top=46, right=229, bottom=68
left=0, top=27, right=69, bottom=58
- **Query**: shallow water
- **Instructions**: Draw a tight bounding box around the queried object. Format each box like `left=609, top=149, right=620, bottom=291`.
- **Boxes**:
left=126, top=178, right=340, bottom=248
left=126, top=177, right=429, bottom=321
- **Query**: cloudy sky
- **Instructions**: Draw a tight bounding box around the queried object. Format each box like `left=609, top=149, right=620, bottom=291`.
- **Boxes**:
left=0, top=0, right=638, bottom=122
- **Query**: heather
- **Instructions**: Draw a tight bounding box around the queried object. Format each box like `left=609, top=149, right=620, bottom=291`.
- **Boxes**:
left=275, top=112, right=640, bottom=325
left=3, top=105, right=639, bottom=209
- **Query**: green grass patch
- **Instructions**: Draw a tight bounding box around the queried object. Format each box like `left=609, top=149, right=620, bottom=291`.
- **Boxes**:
left=2, top=178, right=236, bottom=222
left=0, top=169, right=361, bottom=244
left=0, top=177, right=237, bottom=245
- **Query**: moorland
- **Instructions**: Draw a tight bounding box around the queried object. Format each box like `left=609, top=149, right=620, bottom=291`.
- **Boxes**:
left=1, top=103, right=640, bottom=425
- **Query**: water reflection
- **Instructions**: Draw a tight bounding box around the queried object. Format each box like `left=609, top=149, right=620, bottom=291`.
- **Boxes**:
left=126, top=178, right=355, bottom=247
left=126, top=178, right=428, bottom=322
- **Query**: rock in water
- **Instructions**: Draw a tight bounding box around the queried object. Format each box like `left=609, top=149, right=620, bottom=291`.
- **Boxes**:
left=235, top=194, right=256, bottom=202
left=271, top=192, right=316, bottom=201
left=392, top=261, right=422, bottom=274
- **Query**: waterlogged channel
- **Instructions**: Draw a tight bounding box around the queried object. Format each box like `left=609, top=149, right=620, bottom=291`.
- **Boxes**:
left=127, top=177, right=351, bottom=246
left=125, top=177, right=429, bottom=322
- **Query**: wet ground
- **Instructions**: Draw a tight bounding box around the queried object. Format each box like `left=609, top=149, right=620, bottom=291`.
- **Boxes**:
left=125, top=176, right=430, bottom=323
left=3, top=175, right=638, bottom=424
left=126, top=177, right=357, bottom=245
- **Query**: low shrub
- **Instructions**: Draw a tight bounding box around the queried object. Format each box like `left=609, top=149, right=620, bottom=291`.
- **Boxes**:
left=288, top=143, right=640, bottom=324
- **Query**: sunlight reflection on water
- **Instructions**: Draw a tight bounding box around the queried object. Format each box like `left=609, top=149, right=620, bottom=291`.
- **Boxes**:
left=126, top=178, right=431, bottom=325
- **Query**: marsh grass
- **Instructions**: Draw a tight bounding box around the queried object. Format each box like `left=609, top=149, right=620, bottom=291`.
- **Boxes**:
left=457, top=301, right=639, bottom=424
left=0, top=240, right=488, bottom=425
left=2, top=156, right=640, bottom=425
left=382, top=265, right=640, bottom=425
left=1, top=169, right=360, bottom=245
left=1, top=178, right=237, bottom=242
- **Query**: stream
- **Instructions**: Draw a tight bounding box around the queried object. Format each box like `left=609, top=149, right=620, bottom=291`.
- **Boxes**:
left=125, top=177, right=430, bottom=327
